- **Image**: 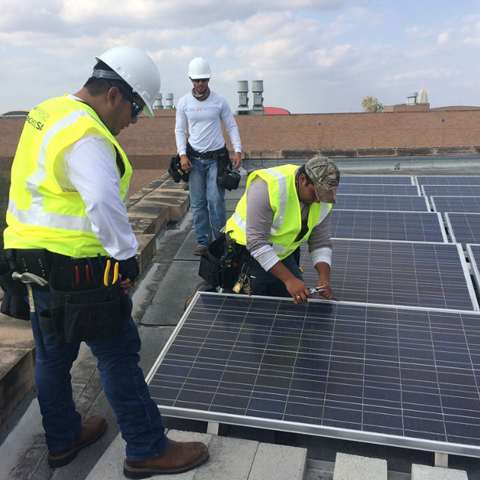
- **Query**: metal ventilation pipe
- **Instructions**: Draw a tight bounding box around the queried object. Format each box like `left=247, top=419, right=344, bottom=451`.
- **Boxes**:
left=153, top=93, right=164, bottom=110
left=252, top=80, right=264, bottom=115
left=236, top=80, right=249, bottom=115
left=164, top=93, right=175, bottom=109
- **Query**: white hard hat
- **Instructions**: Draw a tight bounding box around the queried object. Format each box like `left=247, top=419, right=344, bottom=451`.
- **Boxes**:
left=188, top=57, right=211, bottom=79
left=95, top=45, right=160, bottom=118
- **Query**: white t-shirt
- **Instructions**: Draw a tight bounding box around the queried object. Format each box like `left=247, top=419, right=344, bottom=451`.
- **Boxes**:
left=175, top=90, right=242, bottom=156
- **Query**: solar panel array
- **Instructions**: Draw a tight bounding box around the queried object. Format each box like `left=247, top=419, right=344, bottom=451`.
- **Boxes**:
left=335, top=195, right=429, bottom=211
left=331, top=210, right=446, bottom=242
left=337, top=185, right=419, bottom=196
left=446, top=213, right=480, bottom=248
left=300, top=240, right=477, bottom=311
left=149, top=293, right=480, bottom=457
left=422, top=185, right=480, bottom=197
left=431, top=196, right=480, bottom=214
left=149, top=173, right=480, bottom=459
left=467, top=244, right=480, bottom=293
left=417, top=176, right=480, bottom=186
left=342, top=175, right=413, bottom=185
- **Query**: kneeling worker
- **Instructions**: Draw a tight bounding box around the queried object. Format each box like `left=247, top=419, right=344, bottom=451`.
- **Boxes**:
left=225, top=157, right=340, bottom=304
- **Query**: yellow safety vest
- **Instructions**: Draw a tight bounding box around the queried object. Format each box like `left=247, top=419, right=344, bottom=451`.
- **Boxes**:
left=225, top=165, right=332, bottom=260
left=4, top=96, right=132, bottom=257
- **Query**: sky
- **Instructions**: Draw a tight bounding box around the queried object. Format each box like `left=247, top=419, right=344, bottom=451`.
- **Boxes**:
left=1, top=0, right=480, bottom=115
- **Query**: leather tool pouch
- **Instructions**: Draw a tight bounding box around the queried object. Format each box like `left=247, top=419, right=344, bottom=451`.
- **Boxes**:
left=38, top=255, right=132, bottom=343
left=198, top=233, right=243, bottom=289
left=215, top=148, right=240, bottom=191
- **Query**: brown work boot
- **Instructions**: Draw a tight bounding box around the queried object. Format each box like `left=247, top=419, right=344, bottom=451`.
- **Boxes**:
left=123, top=439, right=209, bottom=479
left=48, top=415, right=107, bottom=468
left=194, top=245, right=208, bottom=256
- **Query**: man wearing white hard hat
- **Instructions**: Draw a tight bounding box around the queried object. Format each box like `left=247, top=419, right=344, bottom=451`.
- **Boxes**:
left=3, top=46, right=208, bottom=477
left=175, top=57, right=243, bottom=256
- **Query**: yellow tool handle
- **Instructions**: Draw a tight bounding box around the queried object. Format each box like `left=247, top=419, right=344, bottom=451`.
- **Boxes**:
left=104, top=259, right=111, bottom=286
left=113, top=262, right=119, bottom=284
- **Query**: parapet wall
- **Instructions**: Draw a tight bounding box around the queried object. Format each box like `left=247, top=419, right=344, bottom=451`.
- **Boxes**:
left=2, top=108, right=480, bottom=172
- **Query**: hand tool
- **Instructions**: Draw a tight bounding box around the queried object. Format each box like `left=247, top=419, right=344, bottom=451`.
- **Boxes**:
left=87, top=257, right=96, bottom=282
left=12, top=271, right=48, bottom=361
left=112, top=261, right=119, bottom=284
left=309, top=286, right=328, bottom=294
left=103, top=259, right=111, bottom=286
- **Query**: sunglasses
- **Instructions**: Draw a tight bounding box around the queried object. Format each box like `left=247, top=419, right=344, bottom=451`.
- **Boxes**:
left=192, top=78, right=209, bottom=83
left=110, top=81, right=144, bottom=118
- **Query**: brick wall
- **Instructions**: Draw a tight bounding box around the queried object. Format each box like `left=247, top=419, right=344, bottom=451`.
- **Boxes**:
left=2, top=108, right=480, bottom=171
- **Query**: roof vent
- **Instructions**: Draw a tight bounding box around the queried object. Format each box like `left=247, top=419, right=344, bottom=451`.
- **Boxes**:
left=236, top=80, right=249, bottom=115
left=153, top=93, right=164, bottom=110
left=164, top=93, right=175, bottom=109
left=252, top=80, right=265, bottom=115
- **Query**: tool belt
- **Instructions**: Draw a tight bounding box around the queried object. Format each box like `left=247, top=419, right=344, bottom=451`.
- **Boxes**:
left=186, top=143, right=240, bottom=191
left=1, top=249, right=131, bottom=342
left=198, top=233, right=244, bottom=289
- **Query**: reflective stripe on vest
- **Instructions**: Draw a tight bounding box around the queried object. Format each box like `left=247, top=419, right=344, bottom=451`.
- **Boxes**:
left=4, top=96, right=132, bottom=256
left=226, top=165, right=332, bottom=259
left=8, top=110, right=94, bottom=232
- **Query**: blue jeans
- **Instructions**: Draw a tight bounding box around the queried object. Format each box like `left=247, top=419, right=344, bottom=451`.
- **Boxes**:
left=189, top=156, right=226, bottom=247
left=31, top=290, right=168, bottom=460
left=235, top=251, right=303, bottom=297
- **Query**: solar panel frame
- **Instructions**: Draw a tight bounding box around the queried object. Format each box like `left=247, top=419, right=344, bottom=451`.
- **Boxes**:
left=342, top=176, right=414, bottom=185
left=330, top=210, right=447, bottom=243
left=300, top=239, right=479, bottom=311
left=422, top=185, right=480, bottom=197
left=445, top=213, right=480, bottom=248
left=417, top=176, right=480, bottom=186
left=335, top=195, right=430, bottom=211
left=467, top=244, right=480, bottom=293
left=147, top=292, right=480, bottom=459
left=431, top=196, right=480, bottom=214
left=337, top=184, right=420, bottom=196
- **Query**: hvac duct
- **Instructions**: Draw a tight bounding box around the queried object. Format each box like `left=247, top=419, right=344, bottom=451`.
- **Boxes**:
left=153, top=93, right=164, bottom=110
left=252, top=80, right=264, bottom=115
left=165, top=93, right=175, bottom=109
left=236, top=80, right=249, bottom=115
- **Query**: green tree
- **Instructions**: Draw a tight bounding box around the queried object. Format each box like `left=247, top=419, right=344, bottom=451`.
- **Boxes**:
left=362, top=96, right=384, bottom=113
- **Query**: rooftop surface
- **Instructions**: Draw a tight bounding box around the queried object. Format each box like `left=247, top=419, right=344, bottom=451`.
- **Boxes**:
left=1, top=155, right=480, bottom=479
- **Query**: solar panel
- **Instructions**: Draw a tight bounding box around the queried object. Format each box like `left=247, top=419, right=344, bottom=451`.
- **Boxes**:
left=417, top=176, right=480, bottom=186
left=331, top=210, right=447, bottom=243
left=337, top=185, right=420, bottom=196
left=445, top=213, right=480, bottom=248
left=431, top=196, right=480, bottom=213
left=467, top=244, right=480, bottom=293
left=335, top=195, right=429, bottom=212
left=300, top=240, right=478, bottom=311
left=422, top=185, right=480, bottom=197
left=148, top=292, right=480, bottom=458
left=342, top=176, right=414, bottom=185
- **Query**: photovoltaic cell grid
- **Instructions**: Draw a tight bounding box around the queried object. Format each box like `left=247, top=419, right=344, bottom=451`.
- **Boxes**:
left=335, top=195, right=429, bottom=211
left=445, top=213, right=480, bottom=249
left=341, top=176, right=414, bottom=185
left=467, top=244, right=480, bottom=294
left=417, top=176, right=480, bottom=186
left=337, top=184, right=420, bottom=196
left=422, top=185, right=480, bottom=197
left=148, top=293, right=480, bottom=457
left=431, top=196, right=480, bottom=214
left=299, top=240, right=477, bottom=311
left=331, top=210, right=447, bottom=243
